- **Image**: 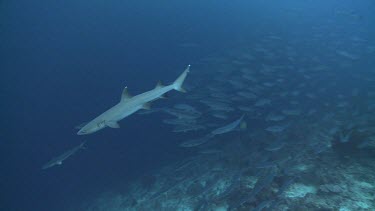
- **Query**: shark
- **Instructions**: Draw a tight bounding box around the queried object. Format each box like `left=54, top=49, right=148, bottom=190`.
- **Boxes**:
left=42, top=141, right=86, bottom=170
left=77, top=65, right=190, bottom=135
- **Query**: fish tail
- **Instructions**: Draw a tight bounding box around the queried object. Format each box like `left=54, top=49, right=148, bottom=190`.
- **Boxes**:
left=173, top=65, right=190, bottom=92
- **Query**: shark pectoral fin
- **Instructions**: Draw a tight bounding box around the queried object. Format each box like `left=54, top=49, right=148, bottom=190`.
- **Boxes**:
left=121, top=86, right=132, bottom=102
left=142, top=102, right=151, bottom=110
left=240, top=121, right=247, bottom=130
left=178, top=88, right=187, bottom=93
left=80, top=141, right=87, bottom=149
left=159, top=93, right=168, bottom=99
left=155, top=81, right=165, bottom=89
left=106, top=121, right=120, bottom=128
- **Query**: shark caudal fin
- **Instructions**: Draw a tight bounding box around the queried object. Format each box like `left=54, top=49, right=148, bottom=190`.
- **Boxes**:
left=172, top=65, right=190, bottom=92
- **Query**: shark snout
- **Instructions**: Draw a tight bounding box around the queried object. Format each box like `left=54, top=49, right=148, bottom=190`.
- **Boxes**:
left=77, top=125, right=99, bottom=135
left=77, top=130, right=84, bottom=135
left=77, top=129, right=88, bottom=135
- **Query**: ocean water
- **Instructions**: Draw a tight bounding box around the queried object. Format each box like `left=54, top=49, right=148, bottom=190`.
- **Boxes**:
left=2, top=0, right=375, bottom=211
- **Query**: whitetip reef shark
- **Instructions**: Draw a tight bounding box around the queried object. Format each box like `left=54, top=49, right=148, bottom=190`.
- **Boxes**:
left=77, top=65, right=190, bottom=135
left=42, top=141, right=86, bottom=170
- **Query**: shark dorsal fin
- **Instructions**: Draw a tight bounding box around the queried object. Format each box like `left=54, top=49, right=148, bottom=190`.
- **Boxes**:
left=121, top=86, right=132, bottom=102
left=155, top=81, right=164, bottom=89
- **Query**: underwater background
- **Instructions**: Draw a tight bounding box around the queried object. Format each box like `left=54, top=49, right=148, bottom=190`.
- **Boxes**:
left=1, top=0, right=375, bottom=210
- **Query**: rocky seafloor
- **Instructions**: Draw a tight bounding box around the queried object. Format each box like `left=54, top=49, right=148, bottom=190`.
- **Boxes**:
left=79, top=124, right=375, bottom=211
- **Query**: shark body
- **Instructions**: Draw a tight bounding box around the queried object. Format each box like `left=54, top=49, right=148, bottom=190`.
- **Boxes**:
left=42, top=141, right=86, bottom=170
left=77, top=65, right=190, bottom=135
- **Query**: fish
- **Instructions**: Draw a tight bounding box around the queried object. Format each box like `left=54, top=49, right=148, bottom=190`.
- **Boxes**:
left=162, top=118, right=196, bottom=125
left=179, top=136, right=212, bottom=147
left=265, top=123, right=290, bottom=133
left=237, top=91, right=257, bottom=99
left=77, top=65, right=190, bottom=135
left=162, top=108, right=201, bottom=119
left=282, top=109, right=301, bottom=116
left=198, top=149, right=222, bottom=154
left=173, top=104, right=197, bottom=111
left=266, top=113, right=285, bottom=122
left=265, top=141, right=285, bottom=151
left=210, top=114, right=245, bottom=136
left=255, top=161, right=278, bottom=169
left=336, top=50, right=360, bottom=60
left=208, top=104, right=235, bottom=112
left=357, top=139, right=375, bottom=149
left=255, top=98, right=271, bottom=107
left=172, top=124, right=205, bottom=133
left=211, top=113, right=229, bottom=119
left=237, top=105, right=254, bottom=112
left=42, top=141, right=86, bottom=170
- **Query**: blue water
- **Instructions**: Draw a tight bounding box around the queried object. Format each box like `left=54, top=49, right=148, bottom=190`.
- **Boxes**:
left=2, top=1, right=375, bottom=211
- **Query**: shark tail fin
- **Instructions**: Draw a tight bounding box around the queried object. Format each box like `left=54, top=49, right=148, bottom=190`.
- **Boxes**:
left=173, top=65, right=190, bottom=92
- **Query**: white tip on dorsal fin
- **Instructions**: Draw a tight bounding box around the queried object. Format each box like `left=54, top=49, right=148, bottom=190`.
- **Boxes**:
left=121, top=86, right=132, bottom=101
left=155, top=81, right=164, bottom=89
left=142, top=102, right=151, bottom=110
